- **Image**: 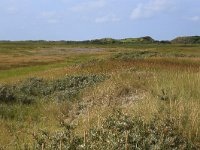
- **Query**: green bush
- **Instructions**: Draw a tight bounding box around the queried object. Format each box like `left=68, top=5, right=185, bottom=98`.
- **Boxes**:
left=113, top=51, right=193, bottom=60
left=32, top=110, right=196, bottom=150
left=0, top=85, right=16, bottom=103
left=0, top=75, right=107, bottom=104
left=113, top=51, right=158, bottom=60
left=19, top=78, right=51, bottom=96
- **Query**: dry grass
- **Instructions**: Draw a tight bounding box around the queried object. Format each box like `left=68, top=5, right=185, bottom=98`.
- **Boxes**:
left=0, top=55, right=66, bottom=70
left=0, top=43, right=200, bottom=149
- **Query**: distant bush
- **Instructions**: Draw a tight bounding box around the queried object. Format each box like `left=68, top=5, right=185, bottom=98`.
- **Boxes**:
left=113, top=50, right=194, bottom=60
left=172, top=36, right=200, bottom=44
left=113, top=51, right=159, bottom=60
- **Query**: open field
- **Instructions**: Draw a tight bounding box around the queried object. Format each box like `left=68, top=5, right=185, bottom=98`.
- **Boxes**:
left=0, top=42, right=200, bottom=149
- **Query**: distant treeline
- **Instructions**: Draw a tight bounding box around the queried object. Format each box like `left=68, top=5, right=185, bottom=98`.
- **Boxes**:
left=1, top=36, right=200, bottom=44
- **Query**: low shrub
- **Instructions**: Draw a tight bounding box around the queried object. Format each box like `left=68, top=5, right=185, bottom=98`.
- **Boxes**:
left=113, top=51, right=193, bottom=60
left=0, top=75, right=108, bottom=104
left=0, top=85, right=16, bottom=103
left=113, top=51, right=158, bottom=60
left=19, top=78, right=50, bottom=96
left=32, top=110, right=196, bottom=149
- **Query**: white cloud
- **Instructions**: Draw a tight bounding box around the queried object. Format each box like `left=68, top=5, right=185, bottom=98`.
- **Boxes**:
left=95, top=14, right=120, bottom=23
left=130, top=0, right=173, bottom=20
left=190, top=16, right=200, bottom=22
left=71, top=0, right=106, bottom=12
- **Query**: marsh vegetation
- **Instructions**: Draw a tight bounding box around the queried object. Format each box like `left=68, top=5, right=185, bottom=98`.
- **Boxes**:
left=0, top=41, right=199, bottom=149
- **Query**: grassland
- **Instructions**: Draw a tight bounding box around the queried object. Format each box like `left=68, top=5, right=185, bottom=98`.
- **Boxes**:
left=0, top=41, right=200, bottom=149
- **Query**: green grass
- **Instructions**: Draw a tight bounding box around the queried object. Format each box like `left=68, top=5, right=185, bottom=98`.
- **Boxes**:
left=0, top=54, right=97, bottom=81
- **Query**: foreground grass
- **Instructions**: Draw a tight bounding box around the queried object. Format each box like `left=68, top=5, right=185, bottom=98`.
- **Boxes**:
left=0, top=43, right=200, bottom=149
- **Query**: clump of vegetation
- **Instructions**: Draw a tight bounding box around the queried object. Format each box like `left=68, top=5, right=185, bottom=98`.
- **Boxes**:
left=113, top=51, right=159, bottom=60
left=87, top=36, right=156, bottom=44
left=113, top=50, right=196, bottom=60
left=32, top=110, right=196, bottom=150
left=172, top=36, right=200, bottom=44
left=120, top=36, right=155, bottom=43
left=0, top=85, right=16, bottom=103
left=0, top=75, right=107, bottom=104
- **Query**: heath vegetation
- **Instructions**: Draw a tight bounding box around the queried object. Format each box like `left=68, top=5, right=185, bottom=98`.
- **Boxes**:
left=0, top=40, right=199, bottom=149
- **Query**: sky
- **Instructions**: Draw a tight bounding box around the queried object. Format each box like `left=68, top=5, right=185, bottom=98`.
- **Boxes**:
left=0, top=0, right=200, bottom=41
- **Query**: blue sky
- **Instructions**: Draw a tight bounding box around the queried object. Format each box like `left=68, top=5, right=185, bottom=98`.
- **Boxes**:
left=0, top=0, right=200, bottom=40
